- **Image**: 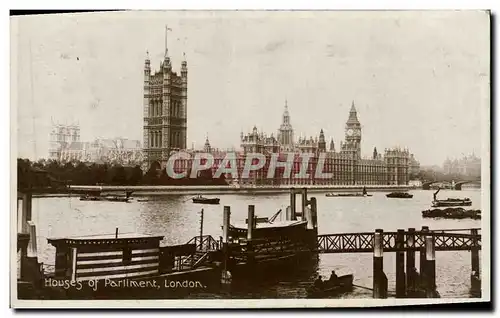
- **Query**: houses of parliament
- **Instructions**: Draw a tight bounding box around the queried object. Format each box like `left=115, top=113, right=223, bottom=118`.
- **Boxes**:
left=142, top=27, right=418, bottom=186
left=238, top=101, right=419, bottom=186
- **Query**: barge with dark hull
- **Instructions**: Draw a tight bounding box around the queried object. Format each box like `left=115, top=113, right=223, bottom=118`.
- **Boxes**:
left=431, top=188, right=472, bottom=207
left=192, top=195, right=220, bottom=205
left=79, top=191, right=133, bottom=203
left=422, top=208, right=481, bottom=220
left=326, top=193, right=372, bottom=197
left=386, top=192, right=413, bottom=199
left=222, top=188, right=319, bottom=282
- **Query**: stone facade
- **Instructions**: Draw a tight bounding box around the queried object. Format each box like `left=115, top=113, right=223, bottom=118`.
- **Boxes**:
left=143, top=27, right=188, bottom=167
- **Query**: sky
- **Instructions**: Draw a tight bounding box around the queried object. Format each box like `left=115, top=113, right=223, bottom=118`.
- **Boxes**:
left=12, top=10, right=489, bottom=166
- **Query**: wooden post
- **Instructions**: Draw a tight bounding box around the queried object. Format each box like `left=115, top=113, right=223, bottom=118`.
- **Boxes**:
left=247, top=205, right=255, bottom=241
left=420, top=226, right=429, bottom=281
left=22, top=193, right=33, bottom=233
left=373, top=229, right=385, bottom=298
left=27, top=221, right=37, bottom=258
left=470, top=228, right=480, bottom=293
left=290, top=188, right=296, bottom=221
left=247, top=205, right=255, bottom=269
left=406, top=227, right=416, bottom=295
left=115, top=227, right=119, bottom=239
left=395, top=229, right=406, bottom=298
left=221, top=206, right=231, bottom=285
left=305, top=206, right=314, bottom=230
left=70, top=247, right=78, bottom=281
left=223, top=206, right=230, bottom=244
left=17, top=196, right=25, bottom=233
left=19, top=192, right=34, bottom=282
left=199, top=209, right=204, bottom=249
left=310, top=197, right=318, bottom=231
left=302, top=188, right=308, bottom=219
left=424, top=234, right=436, bottom=297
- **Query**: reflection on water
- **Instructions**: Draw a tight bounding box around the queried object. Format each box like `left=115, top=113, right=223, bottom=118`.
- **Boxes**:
left=31, top=189, right=482, bottom=298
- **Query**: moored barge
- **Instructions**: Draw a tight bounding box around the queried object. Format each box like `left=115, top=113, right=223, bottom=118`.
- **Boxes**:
left=223, top=188, right=319, bottom=282
left=422, top=208, right=481, bottom=220
left=431, top=188, right=472, bottom=207
left=386, top=192, right=413, bottom=199
left=192, top=195, right=220, bottom=205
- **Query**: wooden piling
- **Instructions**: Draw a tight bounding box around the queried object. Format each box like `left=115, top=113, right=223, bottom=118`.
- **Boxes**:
left=470, top=228, right=480, bottom=294
left=18, top=192, right=36, bottom=282
left=395, top=229, right=406, bottom=298
left=373, top=229, right=386, bottom=298
left=223, top=206, right=230, bottom=244
left=424, top=234, right=437, bottom=297
left=22, top=193, right=33, bottom=233
left=301, top=188, right=308, bottom=218
left=27, top=221, right=37, bottom=258
left=247, top=205, right=255, bottom=241
left=406, top=228, right=416, bottom=294
left=247, top=205, right=255, bottom=269
left=420, top=226, right=429, bottom=278
left=17, top=195, right=25, bottom=234
left=115, top=227, right=119, bottom=239
left=290, top=188, right=296, bottom=221
left=310, top=197, right=318, bottom=231
left=199, top=209, right=204, bottom=247
left=221, top=206, right=231, bottom=285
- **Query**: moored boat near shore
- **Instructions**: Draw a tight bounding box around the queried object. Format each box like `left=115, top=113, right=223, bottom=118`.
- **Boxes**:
left=326, top=193, right=372, bottom=197
left=422, top=208, right=481, bottom=220
left=386, top=192, right=413, bottom=199
left=432, top=198, right=472, bottom=207
left=79, top=191, right=133, bottom=202
left=431, top=188, right=472, bottom=207
left=192, top=195, right=220, bottom=205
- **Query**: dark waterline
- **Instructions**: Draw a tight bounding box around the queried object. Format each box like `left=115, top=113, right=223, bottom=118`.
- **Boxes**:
left=31, top=189, right=482, bottom=298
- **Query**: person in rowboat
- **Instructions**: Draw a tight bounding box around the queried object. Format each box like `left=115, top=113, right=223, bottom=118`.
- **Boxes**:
left=314, top=276, right=323, bottom=289
left=328, top=270, right=339, bottom=285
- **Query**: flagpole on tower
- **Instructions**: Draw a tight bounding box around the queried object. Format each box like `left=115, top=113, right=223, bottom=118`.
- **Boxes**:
left=165, top=25, right=172, bottom=57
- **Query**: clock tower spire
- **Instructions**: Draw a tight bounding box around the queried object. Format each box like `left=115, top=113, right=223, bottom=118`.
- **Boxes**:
left=343, top=101, right=362, bottom=158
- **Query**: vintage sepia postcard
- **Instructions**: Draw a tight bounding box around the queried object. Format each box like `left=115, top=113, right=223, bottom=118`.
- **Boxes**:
left=10, top=10, right=490, bottom=308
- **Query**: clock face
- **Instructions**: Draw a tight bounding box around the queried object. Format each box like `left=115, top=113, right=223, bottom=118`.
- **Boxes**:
left=354, top=129, right=361, bottom=136
left=347, top=129, right=354, bottom=136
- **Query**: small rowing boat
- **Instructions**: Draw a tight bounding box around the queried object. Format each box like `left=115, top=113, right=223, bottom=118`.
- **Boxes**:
left=308, top=274, right=354, bottom=298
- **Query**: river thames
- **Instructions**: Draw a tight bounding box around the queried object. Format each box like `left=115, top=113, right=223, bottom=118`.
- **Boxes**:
left=31, top=189, right=482, bottom=299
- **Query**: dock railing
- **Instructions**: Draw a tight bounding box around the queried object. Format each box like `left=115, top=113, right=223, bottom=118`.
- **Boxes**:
left=186, top=235, right=221, bottom=252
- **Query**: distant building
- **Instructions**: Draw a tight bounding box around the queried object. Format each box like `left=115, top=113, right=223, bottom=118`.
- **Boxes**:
left=443, top=154, right=481, bottom=177
left=49, top=120, right=80, bottom=160
left=143, top=27, right=188, bottom=167
left=58, top=138, right=142, bottom=166
left=409, top=153, right=421, bottom=177
left=409, top=180, right=422, bottom=188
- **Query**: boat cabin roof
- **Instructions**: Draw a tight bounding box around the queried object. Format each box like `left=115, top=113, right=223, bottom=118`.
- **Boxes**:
left=231, top=220, right=307, bottom=230
left=47, top=233, right=164, bottom=247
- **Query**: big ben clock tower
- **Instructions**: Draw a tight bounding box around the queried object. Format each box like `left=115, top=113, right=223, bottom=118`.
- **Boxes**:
left=343, top=101, right=362, bottom=158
